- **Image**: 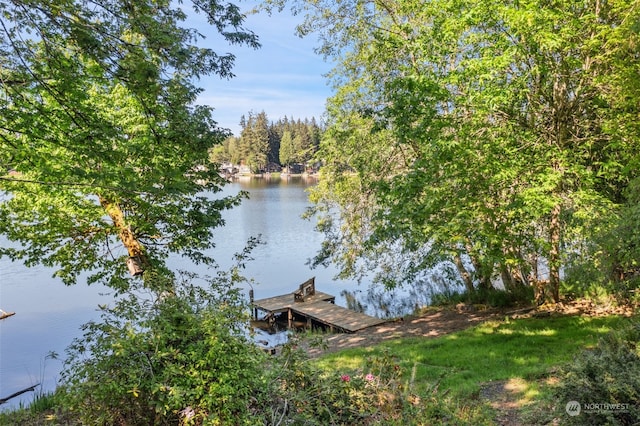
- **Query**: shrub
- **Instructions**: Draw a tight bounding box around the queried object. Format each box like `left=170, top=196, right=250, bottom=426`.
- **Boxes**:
left=61, top=272, right=269, bottom=425
left=263, top=339, right=461, bottom=425
left=430, top=287, right=534, bottom=308
left=554, top=320, right=640, bottom=425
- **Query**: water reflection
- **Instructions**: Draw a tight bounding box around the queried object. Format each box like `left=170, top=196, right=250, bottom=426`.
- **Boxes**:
left=0, top=175, right=358, bottom=409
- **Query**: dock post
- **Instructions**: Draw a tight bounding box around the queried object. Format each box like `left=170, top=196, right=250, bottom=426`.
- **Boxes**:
left=287, top=309, right=293, bottom=329
left=249, top=290, right=256, bottom=320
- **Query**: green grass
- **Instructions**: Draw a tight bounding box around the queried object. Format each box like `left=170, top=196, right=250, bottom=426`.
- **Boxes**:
left=317, top=314, right=632, bottom=400
left=0, top=389, right=75, bottom=426
left=2, top=313, right=634, bottom=425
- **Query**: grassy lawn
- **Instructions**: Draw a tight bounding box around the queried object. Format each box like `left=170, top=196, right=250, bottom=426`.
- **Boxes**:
left=316, top=314, right=633, bottom=418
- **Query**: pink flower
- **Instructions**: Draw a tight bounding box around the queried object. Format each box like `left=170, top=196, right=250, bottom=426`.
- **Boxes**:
left=340, top=374, right=351, bottom=382
left=365, top=373, right=375, bottom=381
left=180, top=406, right=195, bottom=420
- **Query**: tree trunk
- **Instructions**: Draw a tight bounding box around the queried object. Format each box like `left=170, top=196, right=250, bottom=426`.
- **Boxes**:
left=504, top=245, right=530, bottom=288
left=548, top=203, right=561, bottom=302
left=453, top=253, right=475, bottom=293
left=514, top=251, right=531, bottom=287
left=99, top=196, right=148, bottom=275
left=500, top=263, right=515, bottom=291
left=465, top=239, right=491, bottom=290
left=528, top=252, right=539, bottom=281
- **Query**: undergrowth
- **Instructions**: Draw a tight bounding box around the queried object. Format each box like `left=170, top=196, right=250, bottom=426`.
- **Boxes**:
left=552, top=320, right=640, bottom=425
left=1, top=304, right=634, bottom=425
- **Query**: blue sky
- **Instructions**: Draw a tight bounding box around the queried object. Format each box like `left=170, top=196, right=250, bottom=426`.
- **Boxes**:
left=192, top=2, right=333, bottom=136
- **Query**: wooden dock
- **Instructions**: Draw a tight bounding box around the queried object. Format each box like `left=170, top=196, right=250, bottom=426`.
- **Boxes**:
left=251, top=278, right=386, bottom=333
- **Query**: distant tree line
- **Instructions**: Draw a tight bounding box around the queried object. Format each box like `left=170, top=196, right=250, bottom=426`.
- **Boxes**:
left=210, top=111, right=323, bottom=173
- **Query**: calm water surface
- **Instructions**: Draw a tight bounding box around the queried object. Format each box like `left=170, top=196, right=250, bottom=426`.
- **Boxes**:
left=0, top=176, right=364, bottom=409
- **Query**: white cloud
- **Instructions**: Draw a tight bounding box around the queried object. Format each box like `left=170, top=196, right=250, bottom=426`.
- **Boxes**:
left=190, top=1, right=333, bottom=135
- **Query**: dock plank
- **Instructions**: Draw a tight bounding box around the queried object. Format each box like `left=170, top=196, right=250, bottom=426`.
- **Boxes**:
left=253, top=291, right=385, bottom=333
left=253, top=291, right=335, bottom=313
left=291, top=301, right=386, bottom=332
left=251, top=279, right=386, bottom=333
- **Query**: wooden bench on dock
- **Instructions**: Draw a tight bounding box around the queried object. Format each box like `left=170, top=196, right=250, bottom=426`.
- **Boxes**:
left=251, top=278, right=386, bottom=333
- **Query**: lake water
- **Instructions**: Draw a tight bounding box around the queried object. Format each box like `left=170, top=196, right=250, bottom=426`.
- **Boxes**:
left=0, top=176, right=373, bottom=409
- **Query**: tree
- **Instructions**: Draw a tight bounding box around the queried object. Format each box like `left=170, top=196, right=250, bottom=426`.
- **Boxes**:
left=279, top=130, right=295, bottom=170
left=209, top=137, right=232, bottom=164
left=293, top=120, right=313, bottom=163
left=308, top=117, right=323, bottom=152
left=0, top=0, right=259, bottom=291
left=270, top=115, right=324, bottom=168
left=267, top=120, right=281, bottom=165
left=239, top=110, right=270, bottom=172
left=62, top=270, right=269, bottom=424
left=279, top=0, right=640, bottom=300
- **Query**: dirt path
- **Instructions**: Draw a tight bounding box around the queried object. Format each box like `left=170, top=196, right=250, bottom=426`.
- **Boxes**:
left=305, top=306, right=502, bottom=357
left=305, top=299, right=637, bottom=358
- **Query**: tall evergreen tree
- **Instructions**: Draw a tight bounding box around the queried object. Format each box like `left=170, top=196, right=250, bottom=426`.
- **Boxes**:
left=279, top=130, right=295, bottom=170
left=239, top=111, right=269, bottom=172
left=267, top=122, right=281, bottom=166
